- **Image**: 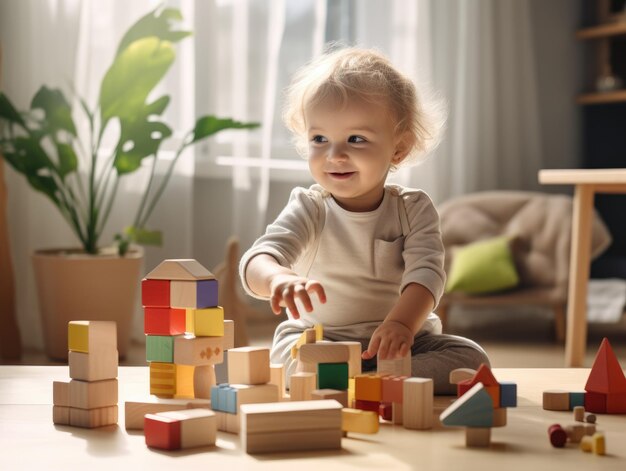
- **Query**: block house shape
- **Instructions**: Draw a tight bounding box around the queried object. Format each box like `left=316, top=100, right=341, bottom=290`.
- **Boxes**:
left=584, top=337, right=626, bottom=413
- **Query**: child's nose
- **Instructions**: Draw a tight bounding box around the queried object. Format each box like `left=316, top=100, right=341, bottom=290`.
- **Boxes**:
left=327, top=143, right=348, bottom=161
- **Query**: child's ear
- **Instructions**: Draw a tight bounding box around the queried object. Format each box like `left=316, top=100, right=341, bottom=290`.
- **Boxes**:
left=392, top=133, right=413, bottom=165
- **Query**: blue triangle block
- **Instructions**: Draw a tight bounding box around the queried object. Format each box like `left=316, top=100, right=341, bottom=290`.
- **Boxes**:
left=440, top=383, right=494, bottom=427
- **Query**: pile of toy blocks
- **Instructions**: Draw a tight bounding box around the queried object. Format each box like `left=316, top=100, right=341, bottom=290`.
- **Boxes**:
left=52, top=321, right=119, bottom=428
left=440, top=364, right=517, bottom=447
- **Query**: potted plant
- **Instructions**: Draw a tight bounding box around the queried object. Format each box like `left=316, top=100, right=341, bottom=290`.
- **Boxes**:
left=0, top=7, right=258, bottom=359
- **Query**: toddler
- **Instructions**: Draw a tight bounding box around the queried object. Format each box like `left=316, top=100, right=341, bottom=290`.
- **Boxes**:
left=239, top=47, right=489, bottom=394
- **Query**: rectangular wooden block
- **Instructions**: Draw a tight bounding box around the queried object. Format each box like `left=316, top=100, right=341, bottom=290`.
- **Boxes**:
left=290, top=372, right=317, bottom=401
left=354, top=399, right=380, bottom=413
left=145, top=413, right=181, bottom=450
left=543, top=390, right=570, bottom=411
left=144, top=307, right=186, bottom=335
left=53, top=381, right=70, bottom=407
left=174, top=334, right=223, bottom=366
left=382, top=375, right=407, bottom=404
left=149, top=362, right=194, bottom=398
left=317, top=362, right=349, bottom=390
left=141, top=279, right=170, bottom=307
left=146, top=335, right=177, bottom=363
left=312, top=389, right=348, bottom=407
left=53, top=405, right=70, bottom=425
left=243, top=428, right=342, bottom=454
left=298, top=343, right=349, bottom=364
left=223, top=320, right=235, bottom=350
left=355, top=374, right=382, bottom=402
left=156, top=409, right=217, bottom=449
left=241, top=400, right=342, bottom=434
left=69, top=379, right=118, bottom=409
left=342, top=407, right=379, bottom=434
left=69, top=349, right=118, bottom=381
left=211, top=383, right=279, bottom=413
left=227, top=346, right=270, bottom=384
left=466, top=427, right=491, bottom=447
left=335, top=341, right=362, bottom=377
left=171, top=279, right=218, bottom=309
left=68, top=321, right=116, bottom=353
left=269, top=363, right=285, bottom=399
left=403, top=377, right=433, bottom=430
left=193, top=364, right=216, bottom=399
left=124, top=396, right=211, bottom=430
left=499, top=381, right=517, bottom=407
left=69, top=405, right=118, bottom=428
left=185, top=306, right=224, bottom=337
left=377, top=354, right=411, bottom=377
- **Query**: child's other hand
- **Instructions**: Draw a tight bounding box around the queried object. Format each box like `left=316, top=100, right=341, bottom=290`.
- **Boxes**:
left=361, top=320, right=413, bottom=361
left=268, top=274, right=326, bottom=319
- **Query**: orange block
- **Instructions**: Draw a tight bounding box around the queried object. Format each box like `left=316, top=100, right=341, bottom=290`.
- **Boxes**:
left=381, top=375, right=407, bottom=403
left=355, top=374, right=382, bottom=402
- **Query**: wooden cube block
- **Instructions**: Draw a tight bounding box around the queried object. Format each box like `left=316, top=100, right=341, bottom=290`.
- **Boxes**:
left=146, top=335, right=177, bottom=363
left=69, top=349, right=118, bottom=381
left=69, top=405, right=118, bottom=428
left=465, top=427, right=491, bottom=447
left=193, top=365, right=216, bottom=399
left=69, top=379, right=118, bottom=409
left=569, top=391, right=585, bottom=409
left=543, top=390, right=570, bottom=411
left=342, top=407, right=379, bottom=434
left=223, top=320, right=235, bottom=350
left=174, top=335, right=223, bottom=366
left=214, top=409, right=241, bottom=434
left=68, top=321, right=116, bottom=353
left=227, top=347, right=270, bottom=385
left=141, top=279, right=170, bottom=307
left=355, top=374, right=382, bottom=402
left=186, top=306, right=224, bottom=337
left=584, top=391, right=607, bottom=413
left=499, top=381, right=517, bottom=408
left=298, top=343, right=349, bottom=364
left=382, top=375, right=407, bottom=404
left=53, top=405, right=70, bottom=425
left=171, top=279, right=218, bottom=309
left=290, top=372, right=316, bottom=401
left=149, top=362, right=194, bottom=398
left=155, top=409, right=217, bottom=449
left=317, top=362, right=349, bottom=390
left=53, top=381, right=70, bottom=407
left=379, top=402, right=393, bottom=421
left=311, top=389, right=348, bottom=407
left=335, top=341, right=362, bottom=377
left=144, top=307, right=186, bottom=335
left=124, top=396, right=211, bottom=430
left=269, top=363, right=285, bottom=399
left=354, top=399, right=380, bottom=413
left=145, top=413, right=181, bottom=450
left=403, top=377, right=433, bottom=430
left=377, top=354, right=411, bottom=377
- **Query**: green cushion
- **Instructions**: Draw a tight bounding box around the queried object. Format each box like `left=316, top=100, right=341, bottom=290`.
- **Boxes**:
left=445, top=236, right=519, bottom=295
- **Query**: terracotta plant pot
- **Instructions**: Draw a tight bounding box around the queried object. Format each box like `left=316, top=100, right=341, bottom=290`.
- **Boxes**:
left=32, top=247, right=143, bottom=360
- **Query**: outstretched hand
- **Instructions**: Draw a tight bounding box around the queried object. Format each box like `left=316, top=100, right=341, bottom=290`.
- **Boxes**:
left=361, top=320, right=413, bottom=361
left=269, top=274, right=326, bottom=319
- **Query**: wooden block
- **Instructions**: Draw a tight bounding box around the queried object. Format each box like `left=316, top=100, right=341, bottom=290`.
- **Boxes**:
left=124, top=396, right=211, bottom=430
left=465, top=427, right=491, bottom=447
left=584, top=423, right=597, bottom=436
left=355, top=374, right=382, bottom=402
left=145, top=413, right=181, bottom=450
left=214, top=351, right=229, bottom=384
left=146, top=335, right=177, bottom=363
left=305, top=328, right=317, bottom=343
left=585, top=412, right=597, bottom=423
left=145, top=259, right=215, bottom=281
left=171, top=279, right=218, bottom=309
left=52, top=405, right=70, bottom=425
left=295, top=359, right=316, bottom=374
left=227, top=346, right=270, bottom=384
left=584, top=391, right=607, bottom=413
left=607, top=392, right=626, bottom=413
left=223, top=320, right=235, bottom=350
left=312, top=389, right=348, bottom=407
left=392, top=402, right=403, bottom=425
left=243, top=428, right=342, bottom=454
left=69, top=379, right=118, bottom=409
left=335, top=341, right=362, bottom=377
left=144, top=307, right=186, bottom=335
left=298, top=343, right=349, bottom=364
left=68, top=321, right=116, bottom=353
left=377, top=354, right=411, bottom=377
left=585, top=337, right=626, bottom=394
left=403, top=377, right=433, bottom=430
left=185, top=306, right=224, bottom=337
left=548, top=423, right=567, bottom=448
left=317, top=362, right=348, bottom=390
left=149, top=362, right=194, bottom=398
left=174, top=334, right=223, bottom=366
left=290, top=372, right=316, bottom=401
left=565, top=424, right=586, bottom=443
left=348, top=377, right=355, bottom=405
left=213, top=410, right=241, bottom=434
left=382, top=375, right=407, bottom=403
left=157, top=409, right=217, bottom=448
left=499, top=381, right=517, bottom=407
left=69, top=405, right=118, bottom=428
left=269, top=363, right=285, bottom=399
left=342, top=407, right=379, bottom=434
left=290, top=328, right=318, bottom=360
left=543, top=390, right=570, bottom=411
left=211, top=384, right=237, bottom=414
left=241, top=399, right=342, bottom=434
left=574, top=405, right=585, bottom=422
left=354, top=399, right=380, bottom=413
left=440, top=383, right=493, bottom=428
left=53, top=381, right=70, bottom=406
left=234, top=383, right=280, bottom=411
left=379, top=402, right=392, bottom=421
left=69, top=349, right=118, bottom=381
left=193, top=365, right=216, bottom=399
left=459, top=380, right=500, bottom=408
left=492, top=407, right=507, bottom=427
left=141, top=279, right=170, bottom=307
left=449, top=368, right=476, bottom=385
left=569, top=391, right=585, bottom=408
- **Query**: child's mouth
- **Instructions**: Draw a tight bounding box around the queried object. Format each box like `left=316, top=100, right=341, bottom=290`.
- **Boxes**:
left=329, top=172, right=355, bottom=180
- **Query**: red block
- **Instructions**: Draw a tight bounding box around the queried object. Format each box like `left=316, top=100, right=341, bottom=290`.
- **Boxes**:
left=145, top=414, right=181, bottom=450
left=354, top=399, right=380, bottom=413
left=584, top=391, right=607, bottom=414
left=382, top=375, right=407, bottom=403
left=144, top=307, right=186, bottom=335
left=607, top=392, right=626, bottom=413
left=472, top=364, right=499, bottom=387
left=379, top=402, right=393, bottom=421
left=457, top=379, right=472, bottom=397
left=142, top=279, right=171, bottom=307
left=585, top=338, right=626, bottom=394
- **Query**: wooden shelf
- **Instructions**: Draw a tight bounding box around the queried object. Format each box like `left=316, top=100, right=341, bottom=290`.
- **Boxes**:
left=576, top=89, right=626, bottom=105
left=576, top=21, right=626, bottom=39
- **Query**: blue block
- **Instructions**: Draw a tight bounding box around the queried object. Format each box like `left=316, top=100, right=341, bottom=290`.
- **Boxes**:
left=210, top=385, right=221, bottom=410
left=197, top=279, right=219, bottom=308
left=223, top=385, right=237, bottom=413
left=211, top=383, right=237, bottom=413
left=569, top=391, right=585, bottom=409
left=499, top=382, right=517, bottom=408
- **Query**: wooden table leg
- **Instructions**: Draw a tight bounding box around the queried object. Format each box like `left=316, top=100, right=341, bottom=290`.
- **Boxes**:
left=565, top=185, right=594, bottom=367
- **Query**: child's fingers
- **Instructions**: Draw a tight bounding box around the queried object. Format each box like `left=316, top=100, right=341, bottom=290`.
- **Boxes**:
left=377, top=338, right=390, bottom=361
left=270, top=294, right=282, bottom=315
left=305, top=281, right=327, bottom=304
left=282, top=288, right=300, bottom=319
left=362, top=336, right=381, bottom=360
left=398, top=341, right=410, bottom=358
left=294, top=284, right=314, bottom=312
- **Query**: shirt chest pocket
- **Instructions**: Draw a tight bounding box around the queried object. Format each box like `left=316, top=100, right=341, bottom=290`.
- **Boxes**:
left=374, top=236, right=404, bottom=282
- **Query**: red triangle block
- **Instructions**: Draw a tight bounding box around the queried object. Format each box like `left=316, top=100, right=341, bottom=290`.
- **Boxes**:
left=470, top=363, right=499, bottom=387
left=585, top=338, right=626, bottom=394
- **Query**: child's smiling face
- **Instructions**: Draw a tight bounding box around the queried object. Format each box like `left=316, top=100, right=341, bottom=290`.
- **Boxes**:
left=305, top=97, right=407, bottom=212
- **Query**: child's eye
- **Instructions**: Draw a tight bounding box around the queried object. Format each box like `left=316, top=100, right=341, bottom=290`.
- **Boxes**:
left=348, top=135, right=366, bottom=144
left=311, top=135, right=327, bottom=143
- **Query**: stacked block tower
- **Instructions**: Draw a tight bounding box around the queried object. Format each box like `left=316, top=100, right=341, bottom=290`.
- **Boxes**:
left=52, top=320, right=119, bottom=428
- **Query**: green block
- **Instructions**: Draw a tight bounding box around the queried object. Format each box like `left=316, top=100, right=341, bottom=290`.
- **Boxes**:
left=317, top=362, right=349, bottom=390
left=146, top=335, right=175, bottom=362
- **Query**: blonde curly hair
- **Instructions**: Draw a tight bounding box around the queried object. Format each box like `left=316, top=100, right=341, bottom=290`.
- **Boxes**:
left=282, top=46, right=445, bottom=167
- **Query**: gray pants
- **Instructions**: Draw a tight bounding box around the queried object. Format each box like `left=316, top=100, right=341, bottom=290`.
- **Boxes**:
left=272, top=328, right=490, bottom=395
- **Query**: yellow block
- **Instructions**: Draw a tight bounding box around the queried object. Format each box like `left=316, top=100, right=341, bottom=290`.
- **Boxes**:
left=348, top=378, right=355, bottom=405
left=150, top=362, right=195, bottom=398
left=68, top=321, right=116, bottom=353
left=342, top=408, right=379, bottom=434
left=68, top=322, right=89, bottom=353
left=314, top=324, right=323, bottom=340
left=186, top=306, right=225, bottom=337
